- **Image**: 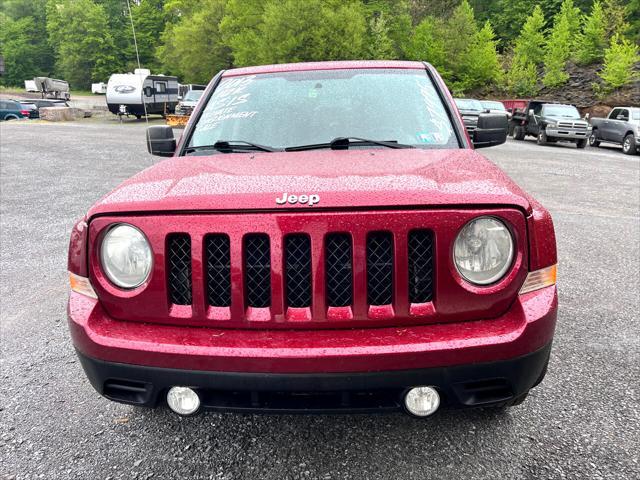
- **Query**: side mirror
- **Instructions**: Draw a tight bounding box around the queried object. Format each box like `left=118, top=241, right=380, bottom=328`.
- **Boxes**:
left=584, top=113, right=590, bottom=120
left=616, top=115, right=627, bottom=121
left=472, top=113, right=508, bottom=149
left=147, top=126, right=176, bottom=157
left=528, top=109, right=535, bottom=116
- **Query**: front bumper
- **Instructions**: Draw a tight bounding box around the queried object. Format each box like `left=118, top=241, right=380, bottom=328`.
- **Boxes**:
left=77, top=342, right=551, bottom=413
left=68, top=286, right=557, bottom=412
left=546, top=126, right=591, bottom=140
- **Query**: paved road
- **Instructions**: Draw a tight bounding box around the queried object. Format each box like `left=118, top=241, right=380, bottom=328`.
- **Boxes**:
left=1, top=121, right=639, bottom=480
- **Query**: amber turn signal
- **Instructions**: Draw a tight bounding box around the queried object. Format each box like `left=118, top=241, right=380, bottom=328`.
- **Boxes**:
left=69, top=272, right=97, bottom=299
left=519, top=264, right=557, bottom=295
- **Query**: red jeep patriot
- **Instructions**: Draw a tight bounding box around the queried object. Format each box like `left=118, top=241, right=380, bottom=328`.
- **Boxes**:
left=68, top=61, right=557, bottom=417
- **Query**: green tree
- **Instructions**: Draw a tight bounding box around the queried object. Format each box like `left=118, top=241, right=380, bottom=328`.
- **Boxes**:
left=407, top=0, right=458, bottom=24
left=601, top=0, right=630, bottom=37
left=94, top=0, right=131, bottom=73
left=0, top=0, right=54, bottom=86
left=437, top=0, right=502, bottom=93
left=445, top=0, right=478, bottom=66
left=576, top=1, right=606, bottom=64
left=219, top=0, right=266, bottom=67
left=251, top=0, right=367, bottom=64
left=363, top=1, right=412, bottom=57
left=512, top=5, right=546, bottom=66
left=368, top=13, right=395, bottom=59
left=628, top=0, right=640, bottom=41
left=0, top=14, right=48, bottom=85
left=404, top=16, right=448, bottom=75
left=461, top=21, right=503, bottom=90
left=558, top=0, right=581, bottom=39
left=598, top=34, right=639, bottom=89
left=490, top=1, right=537, bottom=45
left=507, top=57, right=540, bottom=96
left=46, top=0, right=117, bottom=88
left=156, top=0, right=230, bottom=83
left=543, top=9, right=571, bottom=87
left=131, top=0, right=167, bottom=72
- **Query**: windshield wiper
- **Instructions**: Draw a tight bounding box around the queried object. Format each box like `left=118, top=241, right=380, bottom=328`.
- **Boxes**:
left=285, top=136, right=415, bottom=152
left=184, top=140, right=279, bottom=154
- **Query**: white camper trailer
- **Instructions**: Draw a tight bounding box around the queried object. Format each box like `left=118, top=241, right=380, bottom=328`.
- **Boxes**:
left=91, top=82, right=107, bottom=94
left=106, top=69, right=179, bottom=118
left=24, top=80, right=38, bottom=92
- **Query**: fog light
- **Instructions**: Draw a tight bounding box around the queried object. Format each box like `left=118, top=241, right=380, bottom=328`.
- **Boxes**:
left=404, top=386, right=440, bottom=417
left=166, top=387, right=200, bottom=415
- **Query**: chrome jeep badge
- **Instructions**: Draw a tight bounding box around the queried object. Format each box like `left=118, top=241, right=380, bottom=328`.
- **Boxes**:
left=276, top=192, right=320, bottom=206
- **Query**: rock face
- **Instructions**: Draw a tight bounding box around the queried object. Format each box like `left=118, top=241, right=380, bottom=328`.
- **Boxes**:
left=478, top=62, right=640, bottom=112
left=39, top=107, right=91, bottom=121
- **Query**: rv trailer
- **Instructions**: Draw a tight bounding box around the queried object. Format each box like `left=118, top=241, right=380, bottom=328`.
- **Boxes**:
left=33, top=77, right=70, bottom=100
left=24, top=80, right=38, bottom=92
left=106, top=69, right=179, bottom=118
left=91, top=82, right=107, bottom=94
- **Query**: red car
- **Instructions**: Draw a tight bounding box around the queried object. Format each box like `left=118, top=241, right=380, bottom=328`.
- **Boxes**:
left=68, top=61, right=557, bottom=417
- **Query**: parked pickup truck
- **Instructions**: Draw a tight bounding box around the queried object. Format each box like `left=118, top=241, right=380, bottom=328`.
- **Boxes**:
left=511, top=101, right=591, bottom=148
left=68, top=61, right=557, bottom=418
left=589, top=107, right=640, bottom=155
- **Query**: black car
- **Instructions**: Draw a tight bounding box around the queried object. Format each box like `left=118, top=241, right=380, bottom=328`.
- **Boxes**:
left=31, top=99, right=69, bottom=109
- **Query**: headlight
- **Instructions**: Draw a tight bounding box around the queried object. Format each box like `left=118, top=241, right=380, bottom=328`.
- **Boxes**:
left=546, top=122, right=557, bottom=128
left=100, top=224, right=152, bottom=288
left=454, top=217, right=514, bottom=285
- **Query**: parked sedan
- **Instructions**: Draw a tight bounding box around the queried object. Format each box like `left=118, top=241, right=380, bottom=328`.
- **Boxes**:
left=0, top=100, right=29, bottom=120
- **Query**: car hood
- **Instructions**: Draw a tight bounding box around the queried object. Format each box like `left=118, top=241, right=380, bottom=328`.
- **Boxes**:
left=88, top=148, right=533, bottom=217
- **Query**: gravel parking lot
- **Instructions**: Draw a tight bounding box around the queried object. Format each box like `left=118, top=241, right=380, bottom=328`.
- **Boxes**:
left=1, top=120, right=639, bottom=480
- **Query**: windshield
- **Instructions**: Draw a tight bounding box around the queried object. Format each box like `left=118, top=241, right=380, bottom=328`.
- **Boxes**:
left=542, top=105, right=580, bottom=118
left=184, top=90, right=204, bottom=102
left=454, top=99, right=483, bottom=111
left=480, top=101, right=505, bottom=111
left=189, top=69, right=457, bottom=150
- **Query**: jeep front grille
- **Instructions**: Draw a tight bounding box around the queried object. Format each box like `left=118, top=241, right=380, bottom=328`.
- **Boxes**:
left=94, top=210, right=527, bottom=329
left=325, top=234, right=353, bottom=307
left=205, top=234, right=231, bottom=307
left=408, top=230, right=435, bottom=303
left=167, top=234, right=192, bottom=305
left=165, top=230, right=434, bottom=315
left=285, top=234, right=312, bottom=308
left=244, top=234, right=271, bottom=308
left=367, top=232, right=394, bottom=305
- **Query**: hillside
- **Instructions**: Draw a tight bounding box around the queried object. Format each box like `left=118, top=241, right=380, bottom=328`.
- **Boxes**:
left=479, top=62, right=640, bottom=115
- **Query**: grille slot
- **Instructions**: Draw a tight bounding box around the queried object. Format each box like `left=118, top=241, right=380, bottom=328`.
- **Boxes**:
left=285, top=235, right=312, bottom=308
left=205, top=234, right=231, bottom=307
left=244, top=234, right=271, bottom=308
left=326, top=234, right=353, bottom=307
left=408, top=230, right=434, bottom=303
left=167, top=234, right=192, bottom=305
left=367, top=232, right=394, bottom=305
